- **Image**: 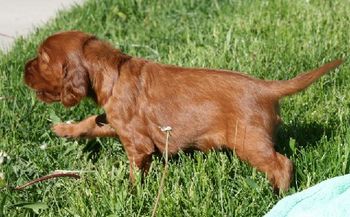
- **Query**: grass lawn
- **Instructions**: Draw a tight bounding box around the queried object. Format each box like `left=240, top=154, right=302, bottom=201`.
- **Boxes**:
left=1, top=0, right=350, bottom=216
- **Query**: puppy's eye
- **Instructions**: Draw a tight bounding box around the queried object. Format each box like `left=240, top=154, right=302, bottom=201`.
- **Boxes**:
left=37, top=91, right=44, bottom=96
left=40, top=63, right=48, bottom=71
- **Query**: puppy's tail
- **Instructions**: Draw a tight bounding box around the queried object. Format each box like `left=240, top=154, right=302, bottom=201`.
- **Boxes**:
left=267, top=59, right=343, bottom=98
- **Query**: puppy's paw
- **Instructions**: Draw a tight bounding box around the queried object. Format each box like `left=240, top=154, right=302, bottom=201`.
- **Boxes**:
left=52, top=123, right=80, bottom=138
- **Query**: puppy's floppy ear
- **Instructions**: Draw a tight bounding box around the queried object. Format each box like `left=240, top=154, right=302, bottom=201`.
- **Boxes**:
left=61, top=54, right=89, bottom=107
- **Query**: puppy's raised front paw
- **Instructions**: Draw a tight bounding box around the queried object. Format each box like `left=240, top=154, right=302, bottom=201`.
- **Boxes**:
left=52, top=123, right=79, bottom=138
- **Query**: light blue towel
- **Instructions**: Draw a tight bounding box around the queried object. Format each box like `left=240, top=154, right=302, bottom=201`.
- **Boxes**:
left=265, top=174, right=350, bottom=217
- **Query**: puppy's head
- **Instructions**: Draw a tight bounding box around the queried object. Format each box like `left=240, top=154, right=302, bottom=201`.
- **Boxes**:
left=24, top=31, right=94, bottom=107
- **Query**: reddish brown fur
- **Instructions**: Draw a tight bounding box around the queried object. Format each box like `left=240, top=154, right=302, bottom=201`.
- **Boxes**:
left=24, top=31, right=343, bottom=191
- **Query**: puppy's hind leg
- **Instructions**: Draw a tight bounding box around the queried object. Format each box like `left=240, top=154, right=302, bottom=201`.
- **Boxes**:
left=227, top=130, right=293, bottom=192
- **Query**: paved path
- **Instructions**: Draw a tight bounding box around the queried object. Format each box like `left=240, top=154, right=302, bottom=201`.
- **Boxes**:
left=0, top=0, right=85, bottom=52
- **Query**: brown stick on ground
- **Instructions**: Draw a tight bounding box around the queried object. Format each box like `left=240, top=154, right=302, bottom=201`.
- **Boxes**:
left=15, top=172, right=80, bottom=190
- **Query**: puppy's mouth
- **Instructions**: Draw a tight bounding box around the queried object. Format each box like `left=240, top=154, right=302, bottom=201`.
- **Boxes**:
left=36, top=91, right=61, bottom=103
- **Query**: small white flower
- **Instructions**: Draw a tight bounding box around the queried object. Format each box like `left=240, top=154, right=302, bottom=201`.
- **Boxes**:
left=40, top=143, right=48, bottom=150
left=65, top=120, right=74, bottom=124
left=0, top=172, right=4, bottom=180
left=159, top=126, right=172, bottom=132
left=0, top=151, right=9, bottom=165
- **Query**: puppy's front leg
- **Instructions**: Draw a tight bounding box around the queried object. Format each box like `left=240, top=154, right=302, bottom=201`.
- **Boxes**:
left=52, top=114, right=117, bottom=138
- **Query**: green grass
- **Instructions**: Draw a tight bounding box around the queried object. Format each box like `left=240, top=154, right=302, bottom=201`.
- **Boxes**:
left=0, top=0, right=350, bottom=216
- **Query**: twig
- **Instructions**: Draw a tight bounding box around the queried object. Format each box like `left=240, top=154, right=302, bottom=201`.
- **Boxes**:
left=151, top=126, right=172, bottom=217
left=14, top=171, right=80, bottom=190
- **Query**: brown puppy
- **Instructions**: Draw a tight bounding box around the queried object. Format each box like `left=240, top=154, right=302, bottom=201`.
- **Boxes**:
left=24, top=31, right=343, bottom=191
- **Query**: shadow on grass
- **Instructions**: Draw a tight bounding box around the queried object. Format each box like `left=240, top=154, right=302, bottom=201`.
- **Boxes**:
left=275, top=121, right=335, bottom=157
left=81, top=137, right=123, bottom=163
left=82, top=140, right=102, bottom=163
